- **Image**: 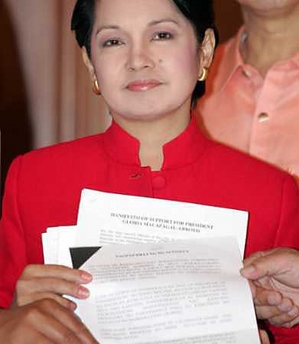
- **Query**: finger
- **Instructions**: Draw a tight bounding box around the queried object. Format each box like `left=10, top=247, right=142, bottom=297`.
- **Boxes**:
left=27, top=299, right=98, bottom=344
left=241, top=248, right=299, bottom=281
left=15, top=334, right=52, bottom=344
left=17, top=277, right=90, bottom=301
left=268, top=306, right=299, bottom=327
left=276, top=297, right=295, bottom=312
left=259, top=330, right=270, bottom=344
left=283, top=314, right=299, bottom=328
left=254, top=294, right=294, bottom=320
left=243, top=250, right=272, bottom=267
left=21, top=264, right=92, bottom=284
left=254, top=295, right=296, bottom=321
left=242, top=248, right=287, bottom=268
left=255, top=305, right=284, bottom=320
left=1, top=324, right=53, bottom=344
left=34, top=309, right=85, bottom=344
left=251, top=284, right=283, bottom=307
left=44, top=302, right=98, bottom=344
left=18, top=291, right=77, bottom=310
left=255, top=296, right=295, bottom=318
left=240, top=250, right=277, bottom=280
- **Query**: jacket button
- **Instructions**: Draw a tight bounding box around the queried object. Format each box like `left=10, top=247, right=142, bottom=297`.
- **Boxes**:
left=258, top=112, right=269, bottom=122
left=152, top=176, right=166, bottom=189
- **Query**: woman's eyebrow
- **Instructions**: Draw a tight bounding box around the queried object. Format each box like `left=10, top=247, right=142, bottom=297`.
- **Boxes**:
left=148, top=18, right=180, bottom=27
left=95, top=25, right=120, bottom=36
left=95, top=18, right=180, bottom=36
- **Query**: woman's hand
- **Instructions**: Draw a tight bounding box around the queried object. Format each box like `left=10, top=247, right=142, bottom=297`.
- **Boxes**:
left=15, top=264, right=92, bottom=310
left=0, top=300, right=98, bottom=344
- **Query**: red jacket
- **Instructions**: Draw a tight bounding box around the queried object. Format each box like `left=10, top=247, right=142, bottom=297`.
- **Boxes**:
left=1, top=118, right=299, bottom=342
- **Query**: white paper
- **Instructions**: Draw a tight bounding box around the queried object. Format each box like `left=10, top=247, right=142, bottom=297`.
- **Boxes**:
left=76, top=189, right=248, bottom=256
left=76, top=237, right=260, bottom=344
left=42, top=226, right=76, bottom=265
left=42, top=230, right=59, bottom=264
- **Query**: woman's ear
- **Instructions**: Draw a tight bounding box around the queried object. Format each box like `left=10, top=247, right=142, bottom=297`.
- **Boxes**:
left=82, top=47, right=101, bottom=95
left=200, top=28, right=216, bottom=70
left=82, top=47, right=96, bottom=82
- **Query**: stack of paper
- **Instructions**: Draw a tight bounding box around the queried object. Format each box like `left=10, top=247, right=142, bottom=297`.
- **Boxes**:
left=42, top=189, right=261, bottom=344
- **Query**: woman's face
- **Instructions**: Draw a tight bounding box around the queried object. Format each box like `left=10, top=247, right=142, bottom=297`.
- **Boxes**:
left=84, top=0, right=214, bottom=122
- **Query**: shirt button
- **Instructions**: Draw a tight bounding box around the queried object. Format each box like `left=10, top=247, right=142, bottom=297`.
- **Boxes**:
left=242, top=69, right=251, bottom=78
left=258, top=112, right=269, bottom=122
left=152, top=176, right=166, bottom=190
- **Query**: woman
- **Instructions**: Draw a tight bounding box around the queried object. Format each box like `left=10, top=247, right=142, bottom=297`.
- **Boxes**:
left=0, top=0, right=299, bottom=342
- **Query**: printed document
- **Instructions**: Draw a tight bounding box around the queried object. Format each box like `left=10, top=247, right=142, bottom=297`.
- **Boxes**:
left=75, top=237, right=260, bottom=344
left=76, top=189, right=248, bottom=255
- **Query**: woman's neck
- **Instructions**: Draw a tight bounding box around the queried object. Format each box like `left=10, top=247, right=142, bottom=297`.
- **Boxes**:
left=113, top=108, right=191, bottom=171
left=240, top=6, right=299, bottom=77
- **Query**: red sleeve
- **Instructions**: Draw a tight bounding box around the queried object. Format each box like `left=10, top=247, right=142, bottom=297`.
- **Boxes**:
left=0, top=156, right=27, bottom=308
left=266, top=175, right=299, bottom=342
left=273, top=174, right=299, bottom=248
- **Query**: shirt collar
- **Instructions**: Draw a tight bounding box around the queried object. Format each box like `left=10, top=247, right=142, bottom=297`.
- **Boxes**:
left=283, top=51, right=299, bottom=69
left=293, top=52, right=299, bottom=68
left=212, top=26, right=299, bottom=93
left=212, top=26, right=246, bottom=93
left=102, top=115, right=208, bottom=170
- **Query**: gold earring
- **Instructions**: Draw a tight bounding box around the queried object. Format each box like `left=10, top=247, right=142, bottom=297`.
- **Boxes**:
left=198, top=67, right=208, bottom=82
left=92, top=79, right=101, bottom=95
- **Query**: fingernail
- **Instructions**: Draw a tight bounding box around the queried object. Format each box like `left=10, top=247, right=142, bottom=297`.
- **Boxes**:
left=288, top=308, right=299, bottom=317
left=268, top=294, right=279, bottom=305
left=241, top=265, right=256, bottom=276
left=78, top=286, right=90, bottom=298
left=278, top=303, right=292, bottom=312
left=80, top=271, right=93, bottom=282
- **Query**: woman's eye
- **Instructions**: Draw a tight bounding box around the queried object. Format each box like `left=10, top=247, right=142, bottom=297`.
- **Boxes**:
left=102, top=39, right=123, bottom=47
left=152, top=32, right=173, bottom=40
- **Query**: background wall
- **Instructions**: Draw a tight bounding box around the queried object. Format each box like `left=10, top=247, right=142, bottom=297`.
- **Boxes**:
left=0, top=0, right=243, bottom=192
left=214, top=0, right=242, bottom=43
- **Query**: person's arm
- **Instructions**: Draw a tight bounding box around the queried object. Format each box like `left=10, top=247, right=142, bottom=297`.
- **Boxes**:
left=0, top=300, right=98, bottom=344
left=241, top=248, right=299, bottom=327
left=1, top=157, right=92, bottom=310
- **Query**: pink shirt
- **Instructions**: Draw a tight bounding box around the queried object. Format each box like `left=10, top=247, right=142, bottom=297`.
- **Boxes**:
left=197, top=27, right=299, bottom=182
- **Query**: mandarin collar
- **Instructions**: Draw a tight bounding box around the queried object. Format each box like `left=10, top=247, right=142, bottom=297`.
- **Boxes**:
left=102, top=115, right=207, bottom=170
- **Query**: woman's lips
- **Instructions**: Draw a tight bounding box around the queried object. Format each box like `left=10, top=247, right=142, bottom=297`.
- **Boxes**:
left=126, top=79, right=161, bottom=92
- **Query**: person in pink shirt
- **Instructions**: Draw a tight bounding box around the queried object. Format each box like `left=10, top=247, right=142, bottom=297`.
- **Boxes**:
left=197, top=0, right=299, bottom=183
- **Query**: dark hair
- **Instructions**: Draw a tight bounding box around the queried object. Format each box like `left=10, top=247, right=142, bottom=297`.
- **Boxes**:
left=170, top=0, right=219, bottom=103
left=71, top=0, right=218, bottom=104
left=71, top=0, right=95, bottom=56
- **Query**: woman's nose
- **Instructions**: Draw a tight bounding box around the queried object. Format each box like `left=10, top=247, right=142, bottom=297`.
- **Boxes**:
left=126, top=43, right=155, bottom=72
